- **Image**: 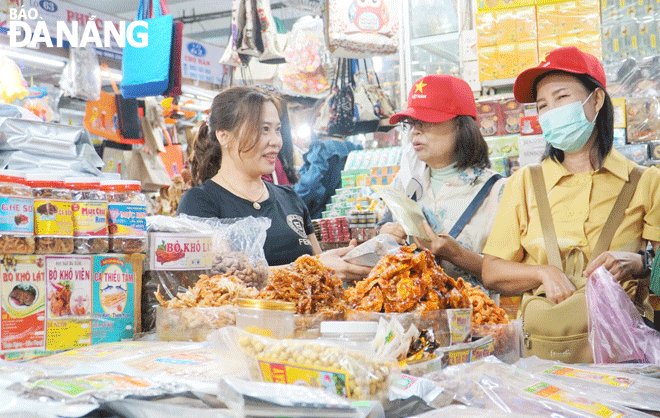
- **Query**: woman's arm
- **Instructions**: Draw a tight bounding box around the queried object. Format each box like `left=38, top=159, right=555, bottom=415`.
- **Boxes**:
left=412, top=223, right=483, bottom=277
left=482, top=254, right=577, bottom=303
left=583, top=240, right=660, bottom=281
left=309, top=235, right=373, bottom=282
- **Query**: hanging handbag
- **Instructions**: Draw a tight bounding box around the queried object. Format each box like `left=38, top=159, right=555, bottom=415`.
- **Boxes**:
left=115, top=94, right=143, bottom=141
left=255, top=0, right=286, bottom=64
left=220, top=0, right=247, bottom=67
left=238, top=0, right=262, bottom=57
left=85, top=64, right=140, bottom=144
left=521, top=164, right=644, bottom=364
left=325, top=0, right=399, bottom=58
left=121, top=0, right=173, bottom=98
left=327, top=59, right=356, bottom=137
left=159, top=127, right=184, bottom=179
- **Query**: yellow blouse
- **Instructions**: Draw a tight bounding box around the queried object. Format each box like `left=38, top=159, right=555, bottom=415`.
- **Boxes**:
left=483, top=149, right=660, bottom=319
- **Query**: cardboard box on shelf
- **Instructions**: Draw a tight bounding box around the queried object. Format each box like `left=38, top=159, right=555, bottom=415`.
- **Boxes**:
left=476, top=101, right=503, bottom=137
left=45, top=255, right=92, bottom=352
left=478, top=46, right=499, bottom=81
left=500, top=98, right=525, bottom=135
left=538, top=33, right=603, bottom=60
left=520, top=115, right=542, bottom=135
left=518, top=134, right=547, bottom=167
left=477, top=0, right=534, bottom=12
left=626, top=98, right=660, bottom=142
left=612, top=98, right=627, bottom=128
left=647, top=141, right=660, bottom=160
left=601, top=23, right=622, bottom=62
left=616, top=143, right=649, bottom=164
left=536, top=0, right=600, bottom=39
left=477, top=6, right=537, bottom=47
left=497, top=41, right=538, bottom=80
left=1, top=255, right=46, bottom=352
left=499, top=135, right=520, bottom=158
left=613, top=128, right=627, bottom=147
left=92, top=254, right=144, bottom=343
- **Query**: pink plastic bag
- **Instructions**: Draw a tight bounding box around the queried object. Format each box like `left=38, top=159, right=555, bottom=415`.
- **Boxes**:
left=586, top=266, right=660, bottom=364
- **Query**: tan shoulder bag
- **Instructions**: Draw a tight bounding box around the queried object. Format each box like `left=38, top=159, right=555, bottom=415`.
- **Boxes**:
left=521, top=164, right=643, bottom=363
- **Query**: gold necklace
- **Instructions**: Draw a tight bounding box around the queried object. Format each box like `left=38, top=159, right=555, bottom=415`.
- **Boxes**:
left=220, top=173, right=267, bottom=210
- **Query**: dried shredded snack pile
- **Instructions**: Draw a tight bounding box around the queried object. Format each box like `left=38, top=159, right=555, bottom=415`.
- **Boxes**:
left=259, top=255, right=345, bottom=314
left=465, top=282, right=509, bottom=325
left=156, top=273, right=258, bottom=308
left=345, top=245, right=471, bottom=313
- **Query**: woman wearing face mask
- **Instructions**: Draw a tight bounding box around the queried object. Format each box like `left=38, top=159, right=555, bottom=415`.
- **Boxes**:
left=178, top=87, right=372, bottom=281
left=482, top=47, right=660, bottom=323
left=379, top=75, right=506, bottom=287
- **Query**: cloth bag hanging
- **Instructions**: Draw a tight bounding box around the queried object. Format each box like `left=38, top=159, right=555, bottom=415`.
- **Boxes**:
left=325, top=0, right=399, bottom=58
left=84, top=64, right=126, bottom=144
left=121, top=0, right=173, bottom=98
left=254, top=0, right=286, bottom=64
left=164, top=17, right=184, bottom=96
left=220, top=0, right=247, bottom=66
left=159, top=127, right=184, bottom=179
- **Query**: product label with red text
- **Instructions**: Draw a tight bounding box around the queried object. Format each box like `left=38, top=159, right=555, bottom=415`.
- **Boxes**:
left=71, top=201, right=108, bottom=237
left=0, top=197, right=34, bottom=235
left=148, top=233, right=213, bottom=271
left=92, top=255, right=135, bottom=344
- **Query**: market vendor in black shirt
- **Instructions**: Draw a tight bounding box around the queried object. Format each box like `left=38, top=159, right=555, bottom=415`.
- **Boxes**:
left=178, top=86, right=371, bottom=280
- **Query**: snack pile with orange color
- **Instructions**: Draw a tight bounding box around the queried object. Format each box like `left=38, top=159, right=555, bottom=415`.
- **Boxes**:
left=344, top=246, right=471, bottom=313
left=465, top=282, right=510, bottom=325
left=259, top=255, right=345, bottom=315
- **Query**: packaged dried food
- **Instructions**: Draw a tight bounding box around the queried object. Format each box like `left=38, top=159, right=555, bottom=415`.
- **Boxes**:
left=0, top=171, right=35, bottom=255
left=25, top=174, right=73, bottom=254
left=65, top=177, right=109, bottom=254
left=102, top=180, right=147, bottom=254
left=294, top=311, right=343, bottom=339
left=471, top=320, right=523, bottom=364
left=222, top=327, right=397, bottom=401
left=157, top=305, right=237, bottom=342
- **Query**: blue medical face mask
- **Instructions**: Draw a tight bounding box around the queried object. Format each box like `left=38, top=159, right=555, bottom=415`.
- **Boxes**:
left=538, top=92, right=597, bottom=154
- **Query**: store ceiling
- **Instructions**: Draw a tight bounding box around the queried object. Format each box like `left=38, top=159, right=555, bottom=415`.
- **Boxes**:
left=63, top=0, right=309, bottom=47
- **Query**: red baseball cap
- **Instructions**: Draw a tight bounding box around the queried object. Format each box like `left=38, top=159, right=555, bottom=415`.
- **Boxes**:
left=389, top=75, right=477, bottom=125
left=513, top=46, right=607, bottom=104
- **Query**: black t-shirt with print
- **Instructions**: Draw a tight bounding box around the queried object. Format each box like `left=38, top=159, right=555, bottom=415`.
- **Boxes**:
left=178, top=180, right=315, bottom=266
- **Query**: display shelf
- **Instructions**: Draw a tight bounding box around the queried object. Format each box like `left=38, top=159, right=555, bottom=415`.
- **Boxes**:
left=481, top=78, right=516, bottom=88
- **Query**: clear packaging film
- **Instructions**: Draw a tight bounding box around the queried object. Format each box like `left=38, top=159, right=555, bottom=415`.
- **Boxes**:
left=516, top=356, right=660, bottom=412
left=342, top=234, right=401, bottom=267
left=424, top=356, right=653, bottom=417
left=215, top=326, right=398, bottom=401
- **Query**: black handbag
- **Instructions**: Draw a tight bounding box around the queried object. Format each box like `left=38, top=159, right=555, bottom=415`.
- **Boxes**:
left=115, top=95, right=143, bottom=140
left=327, top=59, right=356, bottom=137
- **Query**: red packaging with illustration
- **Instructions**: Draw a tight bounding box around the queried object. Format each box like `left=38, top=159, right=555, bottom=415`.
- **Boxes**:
left=476, top=101, right=503, bottom=137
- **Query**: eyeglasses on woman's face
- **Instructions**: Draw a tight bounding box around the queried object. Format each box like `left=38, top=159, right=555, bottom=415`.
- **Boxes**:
left=401, top=118, right=434, bottom=133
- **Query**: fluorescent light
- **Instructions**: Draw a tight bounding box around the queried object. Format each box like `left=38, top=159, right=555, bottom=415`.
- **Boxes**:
left=296, top=124, right=311, bottom=139
left=372, top=57, right=383, bottom=73
left=0, top=49, right=65, bottom=68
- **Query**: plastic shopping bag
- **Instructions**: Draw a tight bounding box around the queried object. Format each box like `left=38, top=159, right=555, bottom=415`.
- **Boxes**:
left=586, top=266, right=660, bottom=364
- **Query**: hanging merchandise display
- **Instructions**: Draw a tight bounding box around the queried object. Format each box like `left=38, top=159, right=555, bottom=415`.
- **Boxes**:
left=327, top=59, right=356, bottom=136
left=158, top=128, right=184, bottom=179
left=278, top=16, right=331, bottom=98
left=220, top=0, right=248, bottom=66
left=121, top=0, right=173, bottom=98
left=59, top=43, right=101, bottom=102
left=0, top=56, right=28, bottom=104
left=281, top=0, right=322, bottom=14
left=238, top=0, right=262, bottom=57
left=164, top=19, right=184, bottom=97
left=255, top=0, right=286, bottom=64
left=84, top=64, right=143, bottom=145
left=325, top=0, right=400, bottom=58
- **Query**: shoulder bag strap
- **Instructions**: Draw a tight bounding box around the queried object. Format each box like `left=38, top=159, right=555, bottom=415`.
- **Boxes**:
left=529, top=164, right=563, bottom=270
left=589, top=165, right=645, bottom=262
left=448, top=173, right=503, bottom=239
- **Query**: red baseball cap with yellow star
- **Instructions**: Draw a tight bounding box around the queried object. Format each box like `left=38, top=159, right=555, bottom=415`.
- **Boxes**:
left=389, top=74, right=477, bottom=125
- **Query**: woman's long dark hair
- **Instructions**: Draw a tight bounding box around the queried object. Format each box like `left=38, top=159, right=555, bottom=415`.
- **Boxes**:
left=454, top=115, right=491, bottom=170
left=189, top=86, right=281, bottom=186
left=534, top=72, right=614, bottom=166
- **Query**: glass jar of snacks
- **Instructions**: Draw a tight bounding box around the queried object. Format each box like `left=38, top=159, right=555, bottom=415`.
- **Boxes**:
left=101, top=180, right=147, bottom=254
left=26, top=174, right=73, bottom=254
left=237, top=298, right=296, bottom=339
left=65, top=177, right=109, bottom=254
left=0, top=170, right=35, bottom=254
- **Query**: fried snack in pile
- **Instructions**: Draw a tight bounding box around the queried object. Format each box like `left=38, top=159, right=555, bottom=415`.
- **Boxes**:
left=345, top=245, right=471, bottom=313
left=155, top=273, right=258, bottom=308
left=259, top=255, right=344, bottom=314
left=465, top=282, right=509, bottom=325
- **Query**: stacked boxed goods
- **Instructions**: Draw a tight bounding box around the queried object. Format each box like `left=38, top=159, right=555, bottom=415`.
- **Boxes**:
left=601, top=0, right=657, bottom=61
left=319, top=217, right=350, bottom=243
left=536, top=0, right=601, bottom=59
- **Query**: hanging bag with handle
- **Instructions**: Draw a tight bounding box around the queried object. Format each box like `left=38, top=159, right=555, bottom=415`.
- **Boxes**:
left=327, top=58, right=356, bottom=137
left=159, top=0, right=184, bottom=97
left=85, top=63, right=144, bottom=144
left=121, top=0, right=173, bottom=98
left=521, top=164, right=644, bottom=363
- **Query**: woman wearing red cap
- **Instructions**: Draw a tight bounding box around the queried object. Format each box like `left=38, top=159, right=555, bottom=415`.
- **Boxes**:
left=482, top=47, right=660, bottom=342
left=379, top=74, right=506, bottom=288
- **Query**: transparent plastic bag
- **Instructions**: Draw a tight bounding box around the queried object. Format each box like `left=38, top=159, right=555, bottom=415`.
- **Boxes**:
left=214, top=326, right=398, bottom=401
left=60, top=44, right=101, bottom=102
left=342, top=234, right=400, bottom=267
left=586, top=266, right=660, bottom=364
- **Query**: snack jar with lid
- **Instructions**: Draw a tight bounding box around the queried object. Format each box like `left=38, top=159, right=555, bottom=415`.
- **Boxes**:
left=25, top=173, right=73, bottom=254
left=65, top=177, right=109, bottom=254
left=0, top=170, right=35, bottom=254
left=236, top=298, right=296, bottom=339
left=101, top=180, right=147, bottom=254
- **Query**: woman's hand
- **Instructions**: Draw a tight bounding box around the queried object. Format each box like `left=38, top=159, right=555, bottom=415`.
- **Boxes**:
left=379, top=222, right=407, bottom=244
left=538, top=265, right=576, bottom=304
left=413, top=223, right=460, bottom=261
left=317, top=240, right=373, bottom=282
left=583, top=251, right=644, bottom=282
